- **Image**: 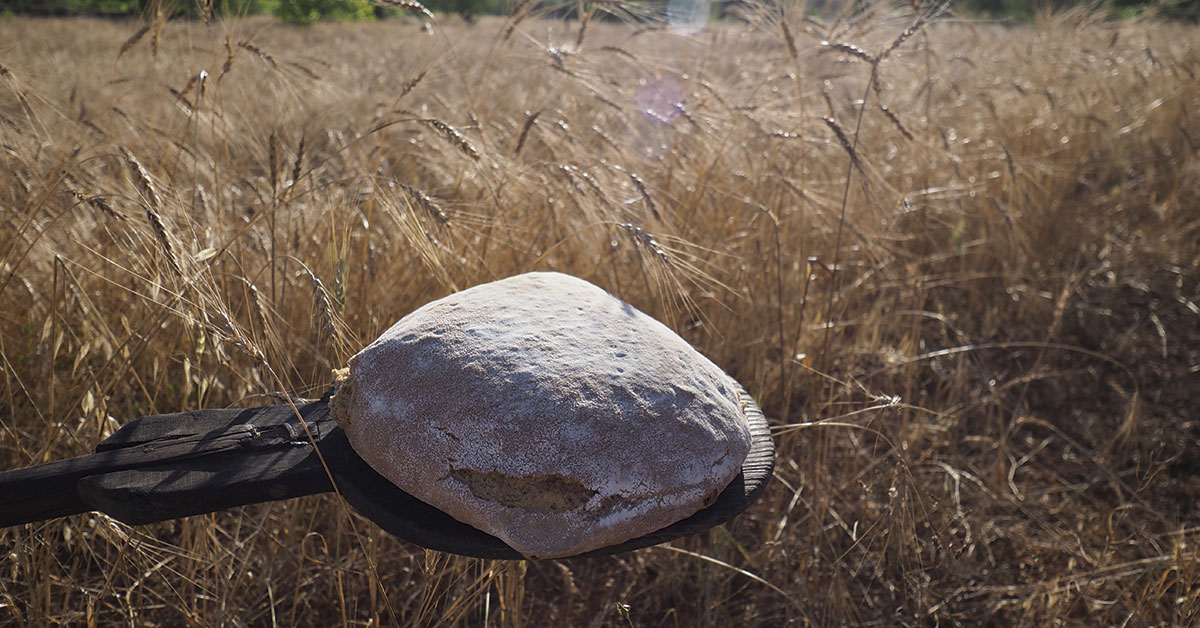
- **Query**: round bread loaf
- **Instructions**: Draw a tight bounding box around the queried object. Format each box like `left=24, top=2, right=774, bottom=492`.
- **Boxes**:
left=329, top=272, right=751, bottom=558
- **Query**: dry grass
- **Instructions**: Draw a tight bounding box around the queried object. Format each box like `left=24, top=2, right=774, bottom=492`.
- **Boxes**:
left=1, top=4, right=1198, bottom=626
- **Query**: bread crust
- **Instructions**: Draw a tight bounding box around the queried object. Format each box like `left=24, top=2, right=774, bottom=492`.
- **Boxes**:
left=331, top=272, right=751, bottom=558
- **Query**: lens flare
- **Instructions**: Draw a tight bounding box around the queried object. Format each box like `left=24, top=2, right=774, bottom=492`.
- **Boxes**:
left=667, top=0, right=710, bottom=35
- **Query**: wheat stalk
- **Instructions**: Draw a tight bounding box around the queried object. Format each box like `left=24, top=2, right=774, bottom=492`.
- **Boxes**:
left=374, top=0, right=435, bottom=20
left=118, top=24, right=150, bottom=58
left=122, top=147, right=161, bottom=209
left=68, top=189, right=126, bottom=221
left=820, top=40, right=878, bottom=64
left=513, top=109, right=540, bottom=156
left=617, top=222, right=669, bottom=263
left=627, top=172, right=660, bottom=221
left=503, top=0, right=535, bottom=41
left=238, top=41, right=279, bottom=69
left=420, top=118, right=480, bottom=161
left=221, top=35, right=235, bottom=78
left=399, top=183, right=450, bottom=225
left=400, top=69, right=427, bottom=100
left=879, top=105, right=914, bottom=141
left=821, top=116, right=864, bottom=175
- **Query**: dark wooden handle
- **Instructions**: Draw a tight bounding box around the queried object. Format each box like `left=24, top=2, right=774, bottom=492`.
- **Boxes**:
left=0, top=401, right=339, bottom=528
left=0, top=451, right=120, bottom=526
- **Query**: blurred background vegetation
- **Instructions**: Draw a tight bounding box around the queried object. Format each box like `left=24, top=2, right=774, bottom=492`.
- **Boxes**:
left=2, top=0, right=1198, bottom=22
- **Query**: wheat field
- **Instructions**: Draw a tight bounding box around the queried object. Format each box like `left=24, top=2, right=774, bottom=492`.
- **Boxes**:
left=1, top=3, right=1198, bottom=625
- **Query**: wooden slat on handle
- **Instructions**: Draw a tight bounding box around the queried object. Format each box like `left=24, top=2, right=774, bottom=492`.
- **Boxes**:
left=0, top=431, right=245, bottom=527
left=0, top=401, right=337, bottom=528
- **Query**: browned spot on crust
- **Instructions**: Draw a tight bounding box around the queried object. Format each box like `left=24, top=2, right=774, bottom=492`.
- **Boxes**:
left=450, top=468, right=598, bottom=513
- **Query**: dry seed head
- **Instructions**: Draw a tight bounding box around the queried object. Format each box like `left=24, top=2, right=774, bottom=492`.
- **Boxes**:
left=618, top=222, right=669, bottom=262
left=222, top=326, right=267, bottom=365
left=643, top=108, right=672, bottom=125
left=504, top=0, right=535, bottom=40
left=591, top=92, right=622, bottom=112
left=143, top=205, right=182, bottom=278
left=244, top=278, right=268, bottom=336
left=290, top=134, right=305, bottom=189
left=879, top=105, right=914, bottom=141
left=513, top=109, right=541, bottom=156
left=222, top=35, right=234, bottom=78
left=149, top=22, right=160, bottom=58
left=118, top=24, right=150, bottom=58
left=591, top=125, right=619, bottom=151
left=780, top=19, right=798, bottom=61
left=820, top=41, right=878, bottom=65
left=576, top=168, right=609, bottom=206
left=308, top=272, right=337, bottom=341
left=286, top=61, right=321, bottom=81
left=374, top=0, right=435, bottom=20
left=238, top=41, right=278, bottom=69
left=421, top=119, right=480, bottom=161
left=600, top=46, right=638, bottom=62
left=400, top=70, right=427, bottom=99
left=69, top=189, right=126, bottom=221
left=628, top=172, right=660, bottom=221
left=122, top=147, right=161, bottom=209
left=672, top=101, right=698, bottom=129
left=821, top=116, right=864, bottom=174
left=558, top=164, right=588, bottom=199
left=400, top=183, right=450, bottom=225
left=880, top=8, right=934, bottom=61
